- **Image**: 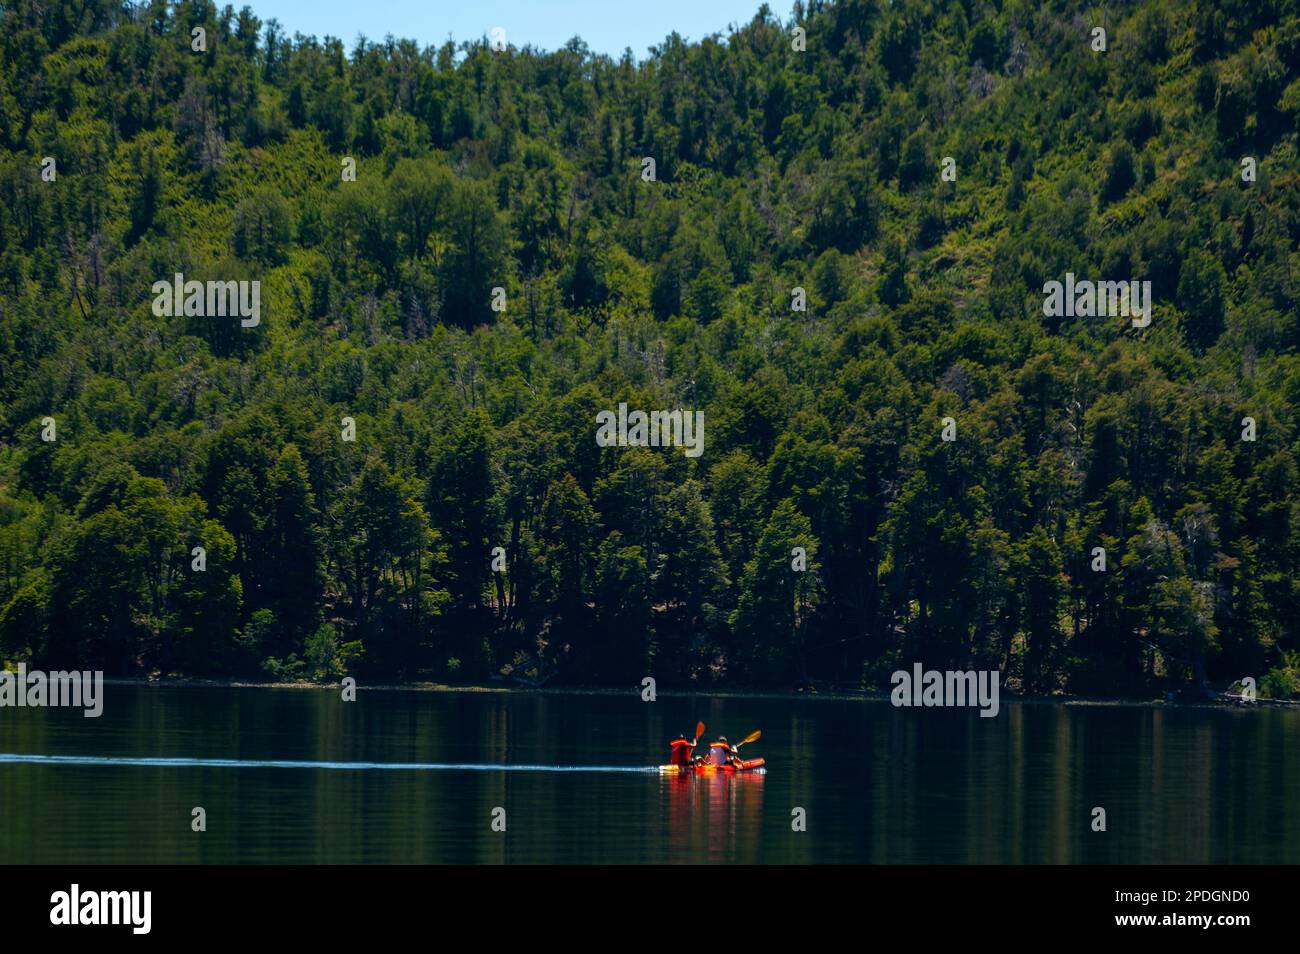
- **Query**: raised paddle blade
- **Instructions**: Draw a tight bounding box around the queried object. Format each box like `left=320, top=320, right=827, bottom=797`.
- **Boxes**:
left=736, top=729, right=761, bottom=747
left=694, top=721, right=706, bottom=743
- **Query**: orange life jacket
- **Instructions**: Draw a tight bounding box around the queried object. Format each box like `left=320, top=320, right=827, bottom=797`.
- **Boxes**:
left=668, top=739, right=693, bottom=766
left=707, top=742, right=730, bottom=765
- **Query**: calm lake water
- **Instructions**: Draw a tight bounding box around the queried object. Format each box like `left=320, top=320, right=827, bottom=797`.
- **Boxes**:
left=1, top=684, right=1297, bottom=864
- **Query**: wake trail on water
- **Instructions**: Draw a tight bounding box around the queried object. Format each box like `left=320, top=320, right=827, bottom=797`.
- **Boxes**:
left=0, top=753, right=660, bottom=773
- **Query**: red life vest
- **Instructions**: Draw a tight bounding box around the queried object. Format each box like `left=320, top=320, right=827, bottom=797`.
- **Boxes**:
left=669, top=739, right=692, bottom=766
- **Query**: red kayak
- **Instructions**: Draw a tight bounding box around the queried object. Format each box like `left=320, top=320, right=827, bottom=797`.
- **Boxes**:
left=659, top=757, right=765, bottom=776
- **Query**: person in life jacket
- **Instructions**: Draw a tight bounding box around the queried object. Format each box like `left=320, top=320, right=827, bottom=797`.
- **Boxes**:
left=707, top=736, right=741, bottom=767
left=668, top=733, right=697, bottom=768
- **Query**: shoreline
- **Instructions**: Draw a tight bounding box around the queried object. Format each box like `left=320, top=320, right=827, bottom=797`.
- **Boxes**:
left=86, top=675, right=1300, bottom=710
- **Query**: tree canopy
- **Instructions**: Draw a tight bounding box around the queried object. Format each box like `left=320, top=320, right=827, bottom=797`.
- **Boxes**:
left=1, top=0, right=1298, bottom=698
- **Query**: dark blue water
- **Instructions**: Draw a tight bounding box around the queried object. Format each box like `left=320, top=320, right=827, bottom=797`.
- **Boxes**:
left=1, top=684, right=1296, bottom=863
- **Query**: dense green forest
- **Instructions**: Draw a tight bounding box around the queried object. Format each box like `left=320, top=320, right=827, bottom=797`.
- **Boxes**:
left=0, top=0, right=1297, bottom=698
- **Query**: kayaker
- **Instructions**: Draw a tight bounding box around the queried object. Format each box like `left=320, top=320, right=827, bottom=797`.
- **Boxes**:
left=706, top=736, right=742, bottom=768
left=668, top=732, right=697, bottom=769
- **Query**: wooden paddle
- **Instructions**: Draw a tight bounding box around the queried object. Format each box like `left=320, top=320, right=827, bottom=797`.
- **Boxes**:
left=734, top=729, right=761, bottom=749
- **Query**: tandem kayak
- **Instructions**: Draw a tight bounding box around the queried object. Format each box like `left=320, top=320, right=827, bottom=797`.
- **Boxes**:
left=659, top=757, right=765, bottom=776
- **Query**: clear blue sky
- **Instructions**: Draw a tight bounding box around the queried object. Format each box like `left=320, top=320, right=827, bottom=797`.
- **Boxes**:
left=246, top=0, right=787, bottom=58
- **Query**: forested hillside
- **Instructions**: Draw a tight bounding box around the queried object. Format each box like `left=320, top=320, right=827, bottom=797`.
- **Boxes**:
left=1, top=0, right=1297, bottom=697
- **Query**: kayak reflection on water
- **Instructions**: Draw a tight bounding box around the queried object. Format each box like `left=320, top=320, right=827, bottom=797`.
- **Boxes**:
left=663, top=760, right=765, bottom=862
